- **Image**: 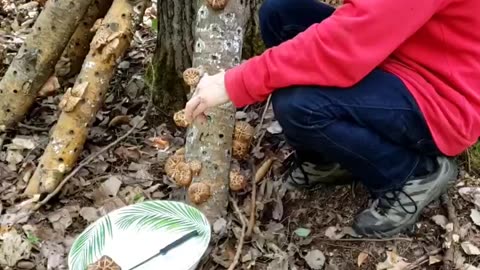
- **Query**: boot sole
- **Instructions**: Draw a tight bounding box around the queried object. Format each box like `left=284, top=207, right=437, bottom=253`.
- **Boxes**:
left=352, top=157, right=458, bottom=238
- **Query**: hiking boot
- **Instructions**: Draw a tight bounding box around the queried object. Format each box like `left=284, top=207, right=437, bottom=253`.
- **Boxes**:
left=352, top=156, right=458, bottom=238
left=282, top=152, right=353, bottom=190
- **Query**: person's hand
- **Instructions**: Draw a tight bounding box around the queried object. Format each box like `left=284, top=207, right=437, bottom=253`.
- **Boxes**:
left=184, top=71, right=230, bottom=123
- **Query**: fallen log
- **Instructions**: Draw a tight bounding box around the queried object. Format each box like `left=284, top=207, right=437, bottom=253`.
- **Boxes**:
left=0, top=0, right=94, bottom=130
left=24, top=0, right=147, bottom=195
left=55, top=0, right=114, bottom=82
left=182, top=0, right=249, bottom=223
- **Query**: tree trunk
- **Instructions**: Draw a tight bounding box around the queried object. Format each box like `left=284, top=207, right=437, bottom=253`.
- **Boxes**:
left=149, top=0, right=196, bottom=117
left=0, top=0, right=94, bottom=131
left=184, top=0, right=251, bottom=223
left=24, top=0, right=147, bottom=196
left=55, top=0, right=114, bottom=82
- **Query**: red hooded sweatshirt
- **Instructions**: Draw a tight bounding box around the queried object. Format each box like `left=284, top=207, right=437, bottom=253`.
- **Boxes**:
left=224, top=0, right=480, bottom=156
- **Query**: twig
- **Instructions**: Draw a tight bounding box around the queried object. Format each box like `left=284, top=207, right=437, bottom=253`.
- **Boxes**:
left=405, top=248, right=442, bottom=270
left=246, top=159, right=257, bottom=239
left=441, top=193, right=460, bottom=270
left=254, top=94, right=271, bottom=149
left=314, top=237, right=413, bottom=242
left=18, top=123, right=50, bottom=132
left=228, top=197, right=246, bottom=270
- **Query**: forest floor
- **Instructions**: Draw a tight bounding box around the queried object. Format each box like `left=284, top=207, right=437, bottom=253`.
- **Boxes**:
left=1, top=1, right=480, bottom=270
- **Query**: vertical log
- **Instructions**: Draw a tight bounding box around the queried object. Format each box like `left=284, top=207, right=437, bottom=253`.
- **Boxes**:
left=24, top=0, right=147, bottom=195
left=184, top=0, right=249, bottom=223
left=55, top=0, right=114, bottom=81
left=0, top=0, right=94, bottom=130
left=149, top=0, right=196, bottom=116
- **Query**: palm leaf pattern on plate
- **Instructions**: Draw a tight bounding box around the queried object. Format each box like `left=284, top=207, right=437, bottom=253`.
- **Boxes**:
left=115, top=201, right=210, bottom=243
left=68, top=215, right=113, bottom=270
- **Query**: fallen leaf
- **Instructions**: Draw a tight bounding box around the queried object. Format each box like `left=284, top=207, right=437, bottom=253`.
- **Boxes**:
left=304, top=249, right=325, bottom=270
left=429, top=255, right=442, bottom=265
left=431, top=214, right=448, bottom=229
left=376, top=251, right=410, bottom=270
left=40, top=241, right=65, bottom=269
left=0, top=229, right=32, bottom=267
left=38, top=75, right=60, bottom=97
left=79, top=207, right=99, bottom=223
left=108, top=115, right=131, bottom=127
left=358, top=251, right=369, bottom=267
left=461, top=241, right=480, bottom=255
left=149, top=137, right=170, bottom=150
left=93, top=176, right=122, bottom=204
left=470, top=209, right=480, bottom=226
left=114, top=146, right=141, bottom=161
left=48, top=208, right=72, bottom=236
left=458, top=187, right=480, bottom=208
left=325, top=226, right=345, bottom=240
left=213, top=218, right=227, bottom=234
left=266, top=120, right=283, bottom=134
left=294, top=228, right=311, bottom=238
left=9, top=137, right=36, bottom=150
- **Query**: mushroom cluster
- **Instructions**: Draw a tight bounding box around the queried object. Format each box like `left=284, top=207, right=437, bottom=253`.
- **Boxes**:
left=164, top=149, right=202, bottom=188
left=232, top=121, right=254, bottom=160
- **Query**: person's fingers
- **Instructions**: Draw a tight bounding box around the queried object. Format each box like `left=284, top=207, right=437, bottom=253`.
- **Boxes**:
left=184, top=95, right=201, bottom=123
left=192, top=98, right=209, bottom=120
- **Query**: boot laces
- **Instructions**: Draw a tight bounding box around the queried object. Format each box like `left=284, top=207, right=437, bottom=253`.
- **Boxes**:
left=375, top=183, right=418, bottom=215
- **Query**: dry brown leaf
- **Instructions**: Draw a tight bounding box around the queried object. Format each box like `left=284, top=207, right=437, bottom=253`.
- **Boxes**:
left=114, top=146, right=141, bottom=161
left=461, top=241, right=480, bottom=255
left=149, top=137, right=170, bottom=150
left=108, top=115, right=131, bottom=127
left=431, top=214, right=448, bottom=229
left=458, top=187, right=480, bottom=208
left=38, top=76, right=60, bottom=97
left=376, top=251, right=410, bottom=270
left=0, top=229, right=32, bottom=267
left=304, top=249, right=325, bottom=270
left=470, top=209, right=480, bottom=226
left=255, top=157, right=274, bottom=183
left=429, top=255, right=442, bottom=265
left=357, top=251, right=369, bottom=267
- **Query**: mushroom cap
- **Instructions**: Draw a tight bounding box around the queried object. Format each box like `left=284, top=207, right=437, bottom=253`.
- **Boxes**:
left=234, top=121, right=255, bottom=142
left=188, top=182, right=211, bottom=204
left=229, top=170, right=247, bottom=191
left=173, top=162, right=192, bottom=187
left=173, top=109, right=189, bottom=127
left=232, top=139, right=250, bottom=160
left=206, top=0, right=228, bottom=10
left=189, top=160, right=202, bottom=176
left=87, top=255, right=121, bottom=270
left=165, top=154, right=185, bottom=177
left=183, top=68, right=202, bottom=86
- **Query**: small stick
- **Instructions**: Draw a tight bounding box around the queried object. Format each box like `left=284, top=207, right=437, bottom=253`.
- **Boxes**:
left=228, top=197, right=246, bottom=270
left=405, top=248, right=442, bottom=270
left=18, top=123, right=50, bottom=132
left=314, top=237, right=413, bottom=242
left=246, top=158, right=257, bottom=239
left=441, top=193, right=460, bottom=270
left=254, top=94, right=271, bottom=148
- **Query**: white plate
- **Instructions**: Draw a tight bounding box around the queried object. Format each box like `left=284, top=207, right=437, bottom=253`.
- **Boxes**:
left=68, top=200, right=211, bottom=270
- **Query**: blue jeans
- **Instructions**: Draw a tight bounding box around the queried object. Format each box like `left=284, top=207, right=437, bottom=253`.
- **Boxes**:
left=260, top=0, right=442, bottom=194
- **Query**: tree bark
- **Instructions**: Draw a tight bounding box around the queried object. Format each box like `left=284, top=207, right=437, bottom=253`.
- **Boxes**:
left=184, top=0, right=250, bottom=223
left=55, top=0, right=114, bottom=82
left=24, top=0, right=147, bottom=196
left=149, top=0, right=196, bottom=117
left=0, top=0, right=94, bottom=131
